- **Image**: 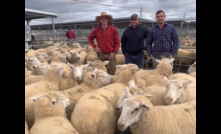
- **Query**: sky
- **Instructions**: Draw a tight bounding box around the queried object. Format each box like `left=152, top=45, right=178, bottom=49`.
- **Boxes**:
left=25, top=0, right=196, bottom=25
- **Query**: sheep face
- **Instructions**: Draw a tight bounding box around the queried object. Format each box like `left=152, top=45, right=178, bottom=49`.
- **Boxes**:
left=34, top=63, right=50, bottom=75
left=26, top=57, right=40, bottom=70
left=71, top=64, right=89, bottom=81
left=70, top=51, right=80, bottom=62
left=116, top=87, right=131, bottom=113
left=117, top=96, right=150, bottom=131
left=94, top=69, right=112, bottom=86
left=187, top=62, right=196, bottom=74
left=164, top=79, right=192, bottom=105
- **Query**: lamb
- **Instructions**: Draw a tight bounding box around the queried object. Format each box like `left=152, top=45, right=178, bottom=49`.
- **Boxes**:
left=67, top=62, right=90, bottom=83
left=86, top=51, right=99, bottom=62
left=31, top=63, right=50, bottom=75
left=164, top=73, right=196, bottom=105
left=117, top=89, right=196, bottom=134
left=135, top=58, right=175, bottom=87
left=29, top=92, right=79, bottom=134
left=71, top=83, right=128, bottom=134
left=176, top=49, right=196, bottom=72
left=26, top=57, right=41, bottom=71
left=25, top=64, right=64, bottom=99
left=115, top=53, right=125, bottom=65
left=187, top=62, right=196, bottom=74
left=112, top=64, right=139, bottom=86
left=62, top=68, right=113, bottom=119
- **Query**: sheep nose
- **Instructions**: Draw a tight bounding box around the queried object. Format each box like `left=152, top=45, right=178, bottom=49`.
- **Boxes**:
left=167, top=97, right=173, bottom=104
left=118, top=123, right=125, bottom=130
left=116, top=107, right=120, bottom=111
left=76, top=76, right=80, bottom=81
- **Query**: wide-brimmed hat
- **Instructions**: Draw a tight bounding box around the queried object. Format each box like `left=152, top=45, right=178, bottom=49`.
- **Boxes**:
left=95, top=12, right=113, bottom=23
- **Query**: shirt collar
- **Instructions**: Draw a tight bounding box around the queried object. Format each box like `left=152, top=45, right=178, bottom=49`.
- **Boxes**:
left=155, top=22, right=168, bottom=28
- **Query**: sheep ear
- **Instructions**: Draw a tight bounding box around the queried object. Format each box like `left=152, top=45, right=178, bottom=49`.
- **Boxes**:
left=155, top=59, right=161, bottom=64
left=124, top=87, right=132, bottom=97
left=164, top=77, right=168, bottom=83
left=128, top=79, right=136, bottom=88
left=140, top=101, right=150, bottom=110
left=89, top=74, right=96, bottom=79
left=137, top=92, right=153, bottom=99
left=103, top=60, right=109, bottom=65
left=83, top=63, right=89, bottom=68
left=169, top=58, right=175, bottom=63
left=116, top=65, right=121, bottom=69
left=183, top=80, right=192, bottom=88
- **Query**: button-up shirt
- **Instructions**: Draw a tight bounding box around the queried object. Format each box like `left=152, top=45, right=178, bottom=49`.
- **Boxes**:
left=88, top=25, right=120, bottom=53
left=145, top=23, right=179, bottom=59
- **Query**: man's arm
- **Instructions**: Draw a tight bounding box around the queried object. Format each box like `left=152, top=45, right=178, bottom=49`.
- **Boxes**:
left=171, top=26, right=179, bottom=56
left=88, top=29, right=97, bottom=48
left=145, top=29, right=153, bottom=56
left=121, top=30, right=127, bottom=55
left=113, top=28, right=120, bottom=53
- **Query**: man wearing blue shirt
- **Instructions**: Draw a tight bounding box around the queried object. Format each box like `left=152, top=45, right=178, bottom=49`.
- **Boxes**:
left=145, top=10, right=179, bottom=68
left=121, top=14, right=148, bottom=69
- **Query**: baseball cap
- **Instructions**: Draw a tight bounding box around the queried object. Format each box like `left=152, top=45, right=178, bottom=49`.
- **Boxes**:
left=131, top=14, right=139, bottom=19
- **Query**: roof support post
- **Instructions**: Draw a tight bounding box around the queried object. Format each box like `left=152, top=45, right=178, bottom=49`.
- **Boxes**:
left=51, top=17, right=56, bottom=43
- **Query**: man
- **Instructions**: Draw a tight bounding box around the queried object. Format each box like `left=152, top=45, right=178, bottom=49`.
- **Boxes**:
left=121, top=14, right=148, bottom=69
left=88, top=12, right=120, bottom=75
left=145, top=10, right=179, bottom=68
left=65, top=27, right=75, bottom=43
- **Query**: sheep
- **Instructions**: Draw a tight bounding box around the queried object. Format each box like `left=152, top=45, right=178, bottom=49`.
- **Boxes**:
left=25, top=68, right=44, bottom=85
left=31, top=63, right=50, bottom=75
left=71, top=83, right=128, bottom=134
left=83, top=45, right=93, bottom=53
left=58, top=77, right=79, bottom=91
left=50, top=62, right=72, bottom=78
left=164, top=73, right=196, bottom=105
left=187, top=62, right=196, bottom=74
left=114, top=63, right=139, bottom=76
left=115, top=53, right=125, bottom=65
left=26, top=57, right=41, bottom=71
left=63, top=68, right=113, bottom=120
left=70, top=42, right=82, bottom=49
left=70, top=49, right=87, bottom=64
left=176, top=49, right=196, bottom=72
left=86, top=51, right=99, bottom=62
left=25, top=64, right=64, bottom=99
left=29, top=92, right=79, bottom=134
left=25, top=120, right=29, bottom=134
left=135, top=58, right=175, bottom=87
left=117, top=92, right=196, bottom=134
left=67, top=62, right=90, bottom=83
left=50, top=53, right=67, bottom=63
left=189, top=72, right=196, bottom=78
left=112, top=64, right=139, bottom=86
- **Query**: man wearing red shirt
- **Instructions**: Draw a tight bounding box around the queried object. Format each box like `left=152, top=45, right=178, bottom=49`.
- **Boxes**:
left=65, top=27, right=75, bottom=42
left=88, top=12, right=120, bottom=75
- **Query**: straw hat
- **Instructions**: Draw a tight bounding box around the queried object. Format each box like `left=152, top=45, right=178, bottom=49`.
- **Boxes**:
left=95, top=12, right=113, bottom=23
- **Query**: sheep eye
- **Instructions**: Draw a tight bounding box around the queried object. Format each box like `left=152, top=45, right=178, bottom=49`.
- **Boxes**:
left=135, top=108, right=139, bottom=111
left=179, top=87, right=182, bottom=89
left=51, top=101, right=56, bottom=105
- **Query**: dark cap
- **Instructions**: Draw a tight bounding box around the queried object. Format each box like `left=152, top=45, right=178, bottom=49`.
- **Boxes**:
left=131, top=14, right=139, bottom=19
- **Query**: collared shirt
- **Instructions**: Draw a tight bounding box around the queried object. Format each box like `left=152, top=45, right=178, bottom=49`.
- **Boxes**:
left=121, top=24, right=148, bottom=55
left=66, top=30, right=75, bottom=39
left=88, top=25, right=120, bottom=53
left=145, top=23, right=179, bottom=59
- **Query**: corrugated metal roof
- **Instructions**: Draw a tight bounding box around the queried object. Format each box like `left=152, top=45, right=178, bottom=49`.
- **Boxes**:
left=25, top=8, right=59, bottom=21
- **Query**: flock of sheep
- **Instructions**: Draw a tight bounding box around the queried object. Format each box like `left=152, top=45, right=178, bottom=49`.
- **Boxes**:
left=25, top=41, right=196, bottom=134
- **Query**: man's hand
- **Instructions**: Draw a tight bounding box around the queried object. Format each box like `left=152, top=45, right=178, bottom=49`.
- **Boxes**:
left=94, top=46, right=101, bottom=52
left=109, top=52, right=115, bottom=60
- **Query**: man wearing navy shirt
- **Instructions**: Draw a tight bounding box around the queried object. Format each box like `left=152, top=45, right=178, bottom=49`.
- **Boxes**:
left=145, top=10, right=179, bottom=68
left=121, top=14, right=148, bottom=69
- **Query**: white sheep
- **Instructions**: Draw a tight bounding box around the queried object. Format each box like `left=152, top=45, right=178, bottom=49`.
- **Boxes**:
left=26, top=57, right=41, bottom=71
left=117, top=90, right=196, bottom=134
left=29, top=92, right=79, bottom=134
left=115, top=53, right=125, bottom=65
left=86, top=51, right=99, bottom=62
left=31, top=63, right=50, bottom=75
left=135, top=58, right=175, bottom=87
left=71, top=83, right=128, bottom=134
left=187, top=62, right=196, bottom=74
left=63, top=68, right=113, bottom=119
left=25, top=64, right=64, bottom=99
left=58, top=77, right=79, bottom=91
left=164, top=73, right=196, bottom=105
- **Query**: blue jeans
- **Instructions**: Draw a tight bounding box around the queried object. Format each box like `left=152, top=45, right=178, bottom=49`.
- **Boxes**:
left=125, top=52, right=144, bottom=69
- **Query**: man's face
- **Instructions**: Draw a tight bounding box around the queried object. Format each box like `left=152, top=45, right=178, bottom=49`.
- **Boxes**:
left=156, top=12, right=166, bottom=25
left=130, top=18, right=139, bottom=27
left=100, top=16, right=108, bottom=25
